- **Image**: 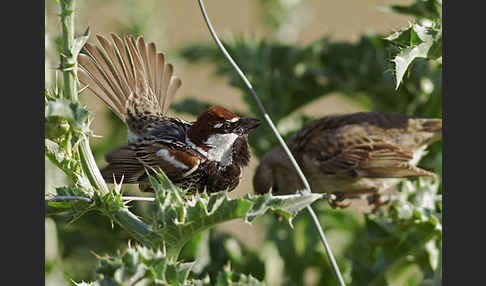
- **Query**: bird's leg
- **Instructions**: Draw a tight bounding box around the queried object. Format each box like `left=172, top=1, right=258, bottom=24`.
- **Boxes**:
left=329, top=199, right=351, bottom=209
left=329, top=189, right=378, bottom=209
left=367, top=193, right=391, bottom=212
left=329, top=192, right=354, bottom=208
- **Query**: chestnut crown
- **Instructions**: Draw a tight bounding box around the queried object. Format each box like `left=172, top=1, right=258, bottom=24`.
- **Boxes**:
left=187, top=106, right=260, bottom=147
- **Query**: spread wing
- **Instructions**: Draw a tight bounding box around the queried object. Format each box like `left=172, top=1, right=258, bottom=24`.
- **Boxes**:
left=300, top=124, right=434, bottom=178
left=101, top=143, right=200, bottom=184
left=77, top=33, right=182, bottom=122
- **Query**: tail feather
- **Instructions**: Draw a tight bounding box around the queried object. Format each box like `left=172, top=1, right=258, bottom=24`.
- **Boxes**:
left=146, top=42, right=157, bottom=96
left=125, top=35, right=150, bottom=98
left=77, top=33, right=182, bottom=122
left=82, top=43, right=127, bottom=117
left=95, top=34, right=132, bottom=99
left=78, top=54, right=125, bottom=119
left=135, top=36, right=154, bottom=93
left=155, top=52, right=165, bottom=105
left=110, top=33, right=137, bottom=93
left=167, top=77, right=182, bottom=114
left=83, top=42, right=127, bottom=105
left=101, top=163, right=145, bottom=184
left=160, top=63, right=173, bottom=114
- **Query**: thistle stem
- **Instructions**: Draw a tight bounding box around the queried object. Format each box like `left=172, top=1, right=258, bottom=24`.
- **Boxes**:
left=78, top=135, right=110, bottom=195
left=78, top=136, right=155, bottom=247
left=56, top=0, right=153, bottom=248
left=59, top=0, right=77, bottom=101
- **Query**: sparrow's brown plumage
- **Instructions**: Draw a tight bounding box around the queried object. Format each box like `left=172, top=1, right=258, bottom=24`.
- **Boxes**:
left=253, top=112, right=441, bottom=209
left=77, top=34, right=260, bottom=193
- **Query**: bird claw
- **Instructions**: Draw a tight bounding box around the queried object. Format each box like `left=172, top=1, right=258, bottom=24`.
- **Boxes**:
left=329, top=197, right=351, bottom=208
left=367, top=193, right=390, bottom=212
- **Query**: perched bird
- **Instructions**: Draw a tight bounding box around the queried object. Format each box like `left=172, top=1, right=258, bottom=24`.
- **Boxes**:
left=253, top=112, right=442, bottom=209
left=77, top=33, right=260, bottom=193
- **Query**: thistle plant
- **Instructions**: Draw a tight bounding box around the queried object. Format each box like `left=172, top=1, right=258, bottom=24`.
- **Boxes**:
left=45, top=0, right=442, bottom=285
left=45, top=1, right=329, bottom=284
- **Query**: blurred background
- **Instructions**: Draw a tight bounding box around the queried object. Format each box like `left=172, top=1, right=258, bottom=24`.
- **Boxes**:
left=45, top=0, right=442, bottom=285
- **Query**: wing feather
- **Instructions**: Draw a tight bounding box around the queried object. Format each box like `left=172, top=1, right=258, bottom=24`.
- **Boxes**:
left=147, top=42, right=157, bottom=97
left=102, top=143, right=200, bottom=184
left=78, top=54, right=125, bottom=118
left=301, top=124, right=432, bottom=178
left=83, top=42, right=127, bottom=110
left=95, top=34, right=131, bottom=101
left=78, top=33, right=183, bottom=131
left=110, top=33, right=136, bottom=92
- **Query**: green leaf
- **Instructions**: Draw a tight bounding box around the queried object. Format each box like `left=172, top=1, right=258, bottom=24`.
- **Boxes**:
left=86, top=245, right=196, bottom=285
left=45, top=98, right=90, bottom=133
left=79, top=244, right=264, bottom=286
left=46, top=98, right=75, bottom=120
left=384, top=27, right=413, bottom=48
left=245, top=192, right=324, bottom=224
left=214, top=264, right=265, bottom=286
left=148, top=170, right=325, bottom=259
left=45, top=139, right=65, bottom=164
left=45, top=185, right=95, bottom=217
left=72, top=26, right=90, bottom=59
left=387, top=0, right=441, bottom=20
left=387, top=23, right=442, bottom=89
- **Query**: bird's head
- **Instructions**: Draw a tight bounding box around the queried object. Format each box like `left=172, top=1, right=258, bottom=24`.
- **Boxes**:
left=187, top=106, right=260, bottom=165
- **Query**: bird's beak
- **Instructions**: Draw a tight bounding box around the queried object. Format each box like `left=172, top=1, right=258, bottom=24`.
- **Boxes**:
left=238, top=117, right=261, bottom=132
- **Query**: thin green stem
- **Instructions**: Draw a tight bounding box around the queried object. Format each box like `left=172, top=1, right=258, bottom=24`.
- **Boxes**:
left=111, top=208, right=155, bottom=248
left=78, top=135, right=109, bottom=195
left=59, top=0, right=77, bottom=101
left=78, top=136, right=156, bottom=248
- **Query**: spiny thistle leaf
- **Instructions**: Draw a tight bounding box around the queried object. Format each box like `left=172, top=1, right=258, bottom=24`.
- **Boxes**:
left=148, top=169, right=326, bottom=258
left=384, top=0, right=442, bottom=90
left=72, top=26, right=90, bottom=59
left=81, top=245, right=196, bottom=285
left=45, top=139, right=66, bottom=165
left=213, top=264, right=265, bottom=286
left=77, top=245, right=265, bottom=286
left=386, top=22, right=442, bottom=89
left=245, top=191, right=324, bottom=224
left=45, top=98, right=90, bottom=133
left=46, top=98, right=76, bottom=121
left=45, top=185, right=95, bottom=218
